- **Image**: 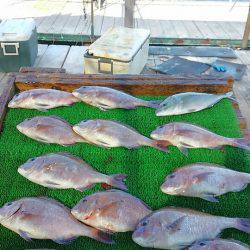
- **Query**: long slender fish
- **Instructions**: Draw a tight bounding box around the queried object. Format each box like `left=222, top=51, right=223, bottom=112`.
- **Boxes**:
left=18, top=152, right=127, bottom=191
left=150, top=122, right=250, bottom=155
left=8, top=89, right=79, bottom=111
left=161, top=162, right=250, bottom=202
left=156, top=91, right=234, bottom=116
left=73, top=119, right=168, bottom=152
left=0, top=197, right=113, bottom=244
left=72, top=86, right=161, bottom=110
left=132, top=207, right=250, bottom=249
left=17, top=116, right=86, bottom=146
left=71, top=189, right=152, bottom=233
left=188, top=239, right=250, bottom=250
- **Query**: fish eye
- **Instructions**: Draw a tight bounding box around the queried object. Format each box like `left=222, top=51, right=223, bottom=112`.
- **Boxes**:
left=6, top=202, right=13, bottom=206
left=169, top=174, right=175, bottom=179
left=199, top=242, right=206, bottom=246
left=141, top=220, right=148, bottom=226
left=29, top=158, right=35, bottom=162
left=15, top=93, right=19, bottom=97
left=81, top=199, right=87, bottom=203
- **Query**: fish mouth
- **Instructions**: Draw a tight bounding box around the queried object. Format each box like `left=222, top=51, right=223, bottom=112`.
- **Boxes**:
left=8, top=101, right=15, bottom=108
left=150, top=131, right=158, bottom=139
left=160, top=184, right=183, bottom=195
left=132, top=231, right=156, bottom=247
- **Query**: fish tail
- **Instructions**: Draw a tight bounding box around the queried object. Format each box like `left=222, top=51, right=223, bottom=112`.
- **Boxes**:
left=151, top=140, right=169, bottom=153
left=89, top=228, right=114, bottom=244
left=224, top=91, right=237, bottom=102
left=232, top=138, right=250, bottom=151
left=146, top=100, right=163, bottom=109
left=234, top=218, right=250, bottom=233
left=108, top=174, right=128, bottom=191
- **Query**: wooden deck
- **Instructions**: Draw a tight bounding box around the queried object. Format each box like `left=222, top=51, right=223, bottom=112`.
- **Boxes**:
left=1, top=0, right=249, bottom=46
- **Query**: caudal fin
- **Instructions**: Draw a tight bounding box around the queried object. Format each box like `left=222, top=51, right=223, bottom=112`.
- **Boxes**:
left=108, top=174, right=128, bottom=191
left=146, top=100, right=163, bottom=109
left=89, top=228, right=114, bottom=244
left=151, top=140, right=170, bottom=153
left=234, top=218, right=250, bottom=233
left=232, top=138, right=250, bottom=151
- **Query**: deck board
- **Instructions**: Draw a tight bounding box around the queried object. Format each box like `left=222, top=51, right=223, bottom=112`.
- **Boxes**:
left=34, top=44, right=49, bottom=67
left=36, top=45, right=70, bottom=68
left=62, top=46, right=88, bottom=74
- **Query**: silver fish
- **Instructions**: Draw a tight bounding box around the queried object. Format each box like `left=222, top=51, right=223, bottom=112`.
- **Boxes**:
left=17, top=116, right=86, bottom=146
left=18, top=152, right=127, bottom=191
left=188, top=239, right=250, bottom=250
left=156, top=92, right=234, bottom=116
left=150, top=122, right=250, bottom=155
left=71, top=189, right=152, bottom=233
left=0, top=197, right=113, bottom=244
left=161, top=162, right=250, bottom=202
left=73, top=119, right=168, bottom=152
left=72, top=86, right=161, bottom=110
left=8, top=89, right=79, bottom=111
left=132, top=207, right=250, bottom=249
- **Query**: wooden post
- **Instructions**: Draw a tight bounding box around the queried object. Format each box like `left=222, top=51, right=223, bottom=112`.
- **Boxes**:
left=124, top=0, right=135, bottom=28
left=91, top=0, right=94, bottom=38
left=242, top=5, right=250, bottom=49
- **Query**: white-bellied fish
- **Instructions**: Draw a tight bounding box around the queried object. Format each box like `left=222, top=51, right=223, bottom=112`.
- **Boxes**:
left=161, top=162, right=250, bottom=202
left=188, top=239, right=250, bottom=250
left=132, top=207, right=250, bottom=249
left=73, top=119, right=168, bottom=152
left=72, top=86, right=161, bottom=110
left=150, top=122, right=250, bottom=155
left=17, top=116, right=86, bottom=146
left=0, top=197, right=113, bottom=244
left=71, top=189, right=152, bottom=233
left=18, top=152, right=127, bottom=191
left=8, top=89, right=79, bottom=111
left=156, top=92, right=234, bottom=116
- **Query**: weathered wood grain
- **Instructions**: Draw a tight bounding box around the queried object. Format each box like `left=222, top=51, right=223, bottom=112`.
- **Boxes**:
left=19, top=67, right=66, bottom=74
left=0, top=74, right=15, bottom=132
left=14, top=72, right=233, bottom=95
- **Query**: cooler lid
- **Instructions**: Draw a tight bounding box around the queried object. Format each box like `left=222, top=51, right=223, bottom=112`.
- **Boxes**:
left=0, top=18, right=36, bottom=42
left=88, top=27, right=150, bottom=62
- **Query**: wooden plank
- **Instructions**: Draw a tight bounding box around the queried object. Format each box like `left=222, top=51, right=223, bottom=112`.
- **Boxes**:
left=61, top=15, right=81, bottom=35
left=242, top=6, right=250, bottom=49
left=34, top=44, right=48, bottom=67
left=235, top=50, right=250, bottom=65
left=182, top=21, right=204, bottom=39
left=230, top=22, right=245, bottom=37
left=218, top=22, right=242, bottom=40
left=36, top=45, right=70, bottom=68
left=62, top=46, right=88, bottom=74
left=74, top=15, right=91, bottom=36
left=171, top=20, right=189, bottom=38
left=124, top=0, right=135, bottom=28
left=37, top=14, right=59, bottom=33
left=206, top=21, right=230, bottom=39
left=194, top=21, right=219, bottom=39
left=159, top=20, right=178, bottom=38
left=19, top=67, right=66, bottom=74
left=147, top=19, right=164, bottom=38
left=14, top=72, right=233, bottom=95
left=0, top=74, right=15, bottom=132
left=51, top=14, right=71, bottom=34
left=101, top=16, right=115, bottom=34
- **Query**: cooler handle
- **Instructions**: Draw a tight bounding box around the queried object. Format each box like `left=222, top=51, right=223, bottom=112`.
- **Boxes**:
left=1, top=42, right=19, bottom=56
left=98, top=58, right=113, bottom=74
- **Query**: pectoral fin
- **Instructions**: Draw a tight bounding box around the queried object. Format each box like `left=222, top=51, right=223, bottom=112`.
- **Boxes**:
left=96, top=139, right=112, bottom=148
left=163, top=215, right=186, bottom=234
left=99, top=201, right=124, bottom=216
left=193, top=172, right=213, bottom=184
left=19, top=230, right=32, bottom=241
left=44, top=180, right=60, bottom=188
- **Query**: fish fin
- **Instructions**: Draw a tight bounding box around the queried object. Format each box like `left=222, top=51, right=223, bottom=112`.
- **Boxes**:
left=53, top=237, right=77, bottom=245
left=95, top=139, right=112, bottom=148
left=200, top=194, right=219, bottom=203
left=235, top=218, right=250, bottom=233
left=232, top=138, right=250, bottom=151
left=44, top=180, right=60, bottom=187
left=209, top=146, right=223, bottom=150
left=19, top=230, right=32, bottom=241
left=108, top=174, right=128, bottom=191
left=192, top=172, right=214, bottom=184
left=37, top=108, right=48, bottom=112
left=164, top=215, right=186, bottom=234
left=146, top=100, right=162, bottom=109
left=178, top=146, right=188, bottom=156
left=89, top=228, right=114, bottom=244
left=99, top=201, right=124, bottom=216
left=34, top=135, right=50, bottom=144
left=101, top=183, right=113, bottom=189
left=76, top=183, right=95, bottom=192
left=151, top=140, right=169, bottom=153
left=233, top=183, right=248, bottom=192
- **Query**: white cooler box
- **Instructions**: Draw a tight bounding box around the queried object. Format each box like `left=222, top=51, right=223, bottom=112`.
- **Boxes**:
left=84, top=27, right=150, bottom=74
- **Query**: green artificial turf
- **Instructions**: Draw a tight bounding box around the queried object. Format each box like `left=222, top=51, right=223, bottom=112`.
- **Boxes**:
left=0, top=97, right=249, bottom=250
